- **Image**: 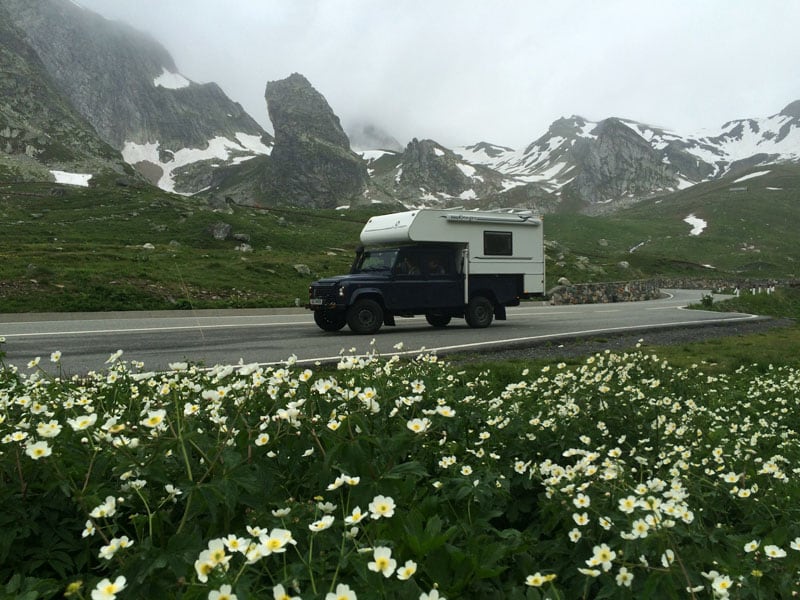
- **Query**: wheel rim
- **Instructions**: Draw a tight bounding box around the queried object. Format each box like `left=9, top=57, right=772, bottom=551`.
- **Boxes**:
left=357, top=308, right=377, bottom=328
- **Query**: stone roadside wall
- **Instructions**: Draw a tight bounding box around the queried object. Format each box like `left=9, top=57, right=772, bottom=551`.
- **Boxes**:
left=548, top=278, right=799, bottom=305
left=548, top=280, right=661, bottom=305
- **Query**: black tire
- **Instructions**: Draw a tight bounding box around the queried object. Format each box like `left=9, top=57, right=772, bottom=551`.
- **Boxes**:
left=346, top=299, right=384, bottom=334
left=465, top=295, right=494, bottom=328
left=314, top=309, right=346, bottom=332
left=425, top=313, right=451, bottom=327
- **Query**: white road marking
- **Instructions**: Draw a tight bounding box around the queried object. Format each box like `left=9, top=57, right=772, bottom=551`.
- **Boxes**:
left=276, top=313, right=760, bottom=366
left=0, top=320, right=313, bottom=338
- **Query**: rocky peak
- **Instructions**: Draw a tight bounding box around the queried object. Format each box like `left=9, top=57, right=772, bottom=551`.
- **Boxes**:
left=266, top=73, right=350, bottom=149
left=780, top=100, right=800, bottom=120
left=260, top=73, right=368, bottom=208
left=400, top=139, right=469, bottom=194
left=567, top=117, right=678, bottom=204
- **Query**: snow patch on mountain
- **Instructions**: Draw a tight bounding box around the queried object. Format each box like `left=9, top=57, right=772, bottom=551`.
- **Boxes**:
left=153, top=68, right=191, bottom=90
left=50, top=170, right=92, bottom=186
left=733, top=170, right=771, bottom=183
left=684, top=214, right=707, bottom=236
left=122, top=134, right=272, bottom=194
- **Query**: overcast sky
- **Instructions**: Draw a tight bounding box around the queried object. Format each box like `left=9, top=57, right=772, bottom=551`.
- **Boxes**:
left=76, top=0, right=800, bottom=149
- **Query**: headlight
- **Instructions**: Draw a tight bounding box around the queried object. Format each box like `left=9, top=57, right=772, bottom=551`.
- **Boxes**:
left=338, top=286, right=345, bottom=297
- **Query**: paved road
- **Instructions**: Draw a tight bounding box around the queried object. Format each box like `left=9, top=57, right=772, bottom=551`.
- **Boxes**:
left=0, top=290, right=757, bottom=374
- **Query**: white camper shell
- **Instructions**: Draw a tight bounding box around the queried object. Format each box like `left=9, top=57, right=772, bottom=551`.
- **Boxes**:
left=360, top=208, right=545, bottom=297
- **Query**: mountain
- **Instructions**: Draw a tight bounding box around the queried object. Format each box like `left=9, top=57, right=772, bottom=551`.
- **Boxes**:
left=456, top=103, right=800, bottom=212
left=3, top=0, right=800, bottom=213
left=4, top=0, right=272, bottom=194
left=0, top=2, right=129, bottom=181
left=205, top=73, right=370, bottom=209
left=361, top=138, right=519, bottom=208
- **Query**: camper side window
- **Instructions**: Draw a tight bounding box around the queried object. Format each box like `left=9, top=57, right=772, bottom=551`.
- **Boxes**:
left=484, top=231, right=513, bottom=256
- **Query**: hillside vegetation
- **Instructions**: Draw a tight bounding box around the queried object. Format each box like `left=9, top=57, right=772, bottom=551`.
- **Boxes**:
left=1, top=165, right=798, bottom=313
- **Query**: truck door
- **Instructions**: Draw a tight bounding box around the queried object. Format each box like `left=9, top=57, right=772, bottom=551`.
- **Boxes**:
left=421, top=249, right=463, bottom=308
left=384, top=248, right=429, bottom=311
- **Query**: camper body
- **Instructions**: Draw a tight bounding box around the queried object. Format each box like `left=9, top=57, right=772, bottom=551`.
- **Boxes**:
left=307, top=208, right=545, bottom=334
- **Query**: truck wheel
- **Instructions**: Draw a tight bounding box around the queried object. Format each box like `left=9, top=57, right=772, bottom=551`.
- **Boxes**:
left=347, top=299, right=384, bottom=334
left=425, top=313, right=451, bottom=327
left=314, top=309, right=346, bottom=332
left=466, top=295, right=494, bottom=328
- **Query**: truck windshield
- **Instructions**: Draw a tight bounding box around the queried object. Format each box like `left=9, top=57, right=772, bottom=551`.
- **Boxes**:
left=353, top=249, right=398, bottom=273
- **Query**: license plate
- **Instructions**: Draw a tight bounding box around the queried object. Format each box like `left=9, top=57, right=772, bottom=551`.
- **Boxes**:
left=309, top=298, right=323, bottom=306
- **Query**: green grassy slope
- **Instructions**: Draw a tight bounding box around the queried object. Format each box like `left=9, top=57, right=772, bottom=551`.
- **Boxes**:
left=544, top=164, right=800, bottom=283
left=0, top=180, right=372, bottom=311
left=1, top=163, right=798, bottom=312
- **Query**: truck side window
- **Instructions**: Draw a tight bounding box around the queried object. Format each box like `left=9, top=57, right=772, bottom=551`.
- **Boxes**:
left=396, top=255, right=420, bottom=275
left=484, top=231, right=512, bottom=256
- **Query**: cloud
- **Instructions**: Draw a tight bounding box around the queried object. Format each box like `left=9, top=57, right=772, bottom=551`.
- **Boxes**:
left=77, top=0, right=800, bottom=148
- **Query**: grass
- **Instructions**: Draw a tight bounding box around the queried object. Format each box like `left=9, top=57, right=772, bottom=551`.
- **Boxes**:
left=0, top=180, right=373, bottom=311
left=2, top=163, right=799, bottom=313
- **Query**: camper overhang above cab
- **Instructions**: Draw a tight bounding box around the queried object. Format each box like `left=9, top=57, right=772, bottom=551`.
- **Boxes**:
left=360, top=209, right=542, bottom=246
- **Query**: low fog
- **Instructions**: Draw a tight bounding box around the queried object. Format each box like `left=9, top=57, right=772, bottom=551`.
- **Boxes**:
left=76, top=0, right=800, bottom=148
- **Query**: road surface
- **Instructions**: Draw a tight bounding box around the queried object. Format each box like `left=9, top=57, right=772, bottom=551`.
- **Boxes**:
left=0, top=290, right=757, bottom=374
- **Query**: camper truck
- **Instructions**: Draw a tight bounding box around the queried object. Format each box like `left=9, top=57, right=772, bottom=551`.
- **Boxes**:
left=307, top=208, right=545, bottom=334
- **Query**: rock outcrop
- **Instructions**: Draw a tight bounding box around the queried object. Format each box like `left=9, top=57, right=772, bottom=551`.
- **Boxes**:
left=567, top=118, right=678, bottom=204
left=259, top=73, right=369, bottom=208
left=5, top=0, right=271, bottom=193
left=0, top=3, right=128, bottom=180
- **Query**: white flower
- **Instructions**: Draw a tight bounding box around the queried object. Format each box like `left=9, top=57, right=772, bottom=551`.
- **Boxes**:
left=309, top=515, right=335, bottom=532
left=396, top=559, right=417, bottom=580
left=259, top=528, right=296, bottom=554
left=82, top=520, right=96, bottom=538
left=618, top=495, right=637, bottom=514
left=91, top=575, right=126, bottom=600
left=407, top=418, right=430, bottom=433
left=209, top=584, right=237, bottom=600
left=711, top=574, right=733, bottom=597
left=369, top=495, right=396, bottom=519
left=273, top=583, right=300, bottom=600
left=98, top=536, right=134, bottom=560
left=572, top=512, right=589, bottom=526
left=525, top=572, right=555, bottom=587
left=764, top=544, right=787, bottom=558
left=89, top=496, right=117, bottom=519
left=572, top=493, right=590, bottom=508
left=586, top=543, right=616, bottom=572
left=36, top=420, right=62, bottom=438
left=345, top=506, right=366, bottom=525
left=661, top=549, right=675, bottom=568
left=367, top=546, right=397, bottom=577
left=326, top=583, right=357, bottom=600
left=25, top=440, right=52, bottom=460
left=68, top=413, right=98, bottom=431
left=744, top=539, right=760, bottom=553
left=615, top=566, right=633, bottom=588
left=141, top=409, right=166, bottom=428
